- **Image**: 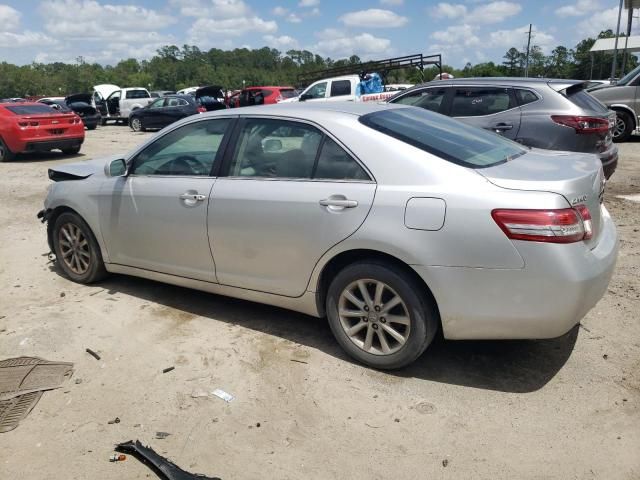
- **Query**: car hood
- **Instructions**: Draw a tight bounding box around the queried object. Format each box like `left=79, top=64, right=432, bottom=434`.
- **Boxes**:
left=48, top=155, right=123, bottom=181
left=65, top=93, right=92, bottom=104
left=195, top=85, right=224, bottom=99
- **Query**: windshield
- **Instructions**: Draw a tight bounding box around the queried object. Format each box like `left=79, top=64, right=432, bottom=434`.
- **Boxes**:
left=616, top=64, right=640, bottom=86
left=360, top=107, right=526, bottom=168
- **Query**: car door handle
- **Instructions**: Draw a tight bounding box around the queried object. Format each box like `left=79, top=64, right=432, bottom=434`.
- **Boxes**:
left=319, top=198, right=358, bottom=208
left=179, top=193, right=206, bottom=201
left=492, top=123, right=513, bottom=131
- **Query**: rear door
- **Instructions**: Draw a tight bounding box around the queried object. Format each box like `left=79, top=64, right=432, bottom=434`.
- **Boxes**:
left=144, top=98, right=166, bottom=128
left=208, top=116, right=376, bottom=297
left=446, top=86, right=522, bottom=140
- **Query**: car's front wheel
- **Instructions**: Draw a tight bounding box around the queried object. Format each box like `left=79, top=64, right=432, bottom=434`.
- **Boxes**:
left=326, top=261, right=438, bottom=369
left=0, top=138, right=16, bottom=162
left=613, top=110, right=633, bottom=142
left=52, top=212, right=107, bottom=283
left=130, top=117, right=145, bottom=132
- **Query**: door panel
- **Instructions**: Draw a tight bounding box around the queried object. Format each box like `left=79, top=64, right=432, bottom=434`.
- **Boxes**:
left=208, top=179, right=375, bottom=296
left=100, top=176, right=216, bottom=281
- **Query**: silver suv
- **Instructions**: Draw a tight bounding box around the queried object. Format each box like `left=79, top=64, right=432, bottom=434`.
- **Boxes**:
left=589, top=64, right=640, bottom=142
left=388, top=78, right=618, bottom=179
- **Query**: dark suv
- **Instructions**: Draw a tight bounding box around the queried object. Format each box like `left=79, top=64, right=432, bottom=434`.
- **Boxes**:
left=388, top=78, right=618, bottom=179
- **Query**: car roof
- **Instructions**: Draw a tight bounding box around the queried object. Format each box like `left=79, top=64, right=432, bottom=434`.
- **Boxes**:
left=201, top=100, right=403, bottom=120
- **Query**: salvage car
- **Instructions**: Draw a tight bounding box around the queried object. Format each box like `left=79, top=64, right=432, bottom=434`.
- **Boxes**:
left=388, top=78, right=619, bottom=179
left=228, top=86, right=297, bottom=108
left=38, top=103, right=617, bottom=369
left=91, top=84, right=153, bottom=125
left=38, top=94, right=101, bottom=130
left=0, top=102, right=84, bottom=162
left=129, top=94, right=203, bottom=132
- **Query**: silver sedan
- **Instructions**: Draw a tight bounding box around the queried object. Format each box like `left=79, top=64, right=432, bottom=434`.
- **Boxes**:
left=38, top=102, right=618, bottom=369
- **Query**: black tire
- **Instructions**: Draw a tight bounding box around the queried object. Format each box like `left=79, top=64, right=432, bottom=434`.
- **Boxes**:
left=87, top=125, right=97, bottom=131
left=130, top=117, right=145, bottom=132
left=100, top=118, right=107, bottom=126
left=0, top=138, right=16, bottom=162
left=613, top=110, right=633, bottom=142
left=52, top=212, right=107, bottom=284
left=61, top=145, right=81, bottom=155
left=326, top=261, right=438, bottom=369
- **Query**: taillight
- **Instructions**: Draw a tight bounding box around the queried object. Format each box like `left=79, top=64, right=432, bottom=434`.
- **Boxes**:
left=492, top=207, right=592, bottom=243
left=18, top=121, right=28, bottom=127
left=197, top=106, right=206, bottom=113
left=30, top=121, right=39, bottom=126
left=551, top=115, right=609, bottom=134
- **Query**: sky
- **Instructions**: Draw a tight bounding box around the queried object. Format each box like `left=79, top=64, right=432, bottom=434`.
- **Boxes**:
left=0, top=0, right=632, bottom=68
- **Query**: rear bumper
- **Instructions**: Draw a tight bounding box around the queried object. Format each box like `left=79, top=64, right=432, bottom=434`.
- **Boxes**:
left=598, top=145, right=618, bottom=179
left=414, top=206, right=618, bottom=340
left=24, top=137, right=84, bottom=152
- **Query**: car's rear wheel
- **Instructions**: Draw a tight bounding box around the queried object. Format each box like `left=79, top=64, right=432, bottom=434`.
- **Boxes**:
left=130, top=117, right=144, bottom=132
left=87, top=125, right=97, bottom=131
left=0, top=138, right=16, bottom=162
left=326, top=261, right=438, bottom=369
left=61, top=145, right=81, bottom=155
left=613, top=110, right=633, bottom=142
left=52, top=212, right=107, bottom=284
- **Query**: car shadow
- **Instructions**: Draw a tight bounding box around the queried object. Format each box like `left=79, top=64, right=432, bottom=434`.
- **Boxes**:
left=50, top=267, right=579, bottom=394
left=10, top=151, right=85, bottom=163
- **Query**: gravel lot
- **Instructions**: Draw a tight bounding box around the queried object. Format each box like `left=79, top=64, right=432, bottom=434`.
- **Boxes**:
left=1, top=125, right=639, bottom=479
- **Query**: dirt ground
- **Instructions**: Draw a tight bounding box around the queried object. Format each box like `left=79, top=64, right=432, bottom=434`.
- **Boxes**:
left=0, top=125, right=639, bottom=480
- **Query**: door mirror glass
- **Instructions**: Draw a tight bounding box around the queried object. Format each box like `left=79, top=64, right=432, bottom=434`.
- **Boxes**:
left=105, top=158, right=127, bottom=177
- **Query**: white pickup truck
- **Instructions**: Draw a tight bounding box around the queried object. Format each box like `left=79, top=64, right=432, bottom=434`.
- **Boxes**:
left=92, top=84, right=153, bottom=125
left=283, top=75, right=405, bottom=103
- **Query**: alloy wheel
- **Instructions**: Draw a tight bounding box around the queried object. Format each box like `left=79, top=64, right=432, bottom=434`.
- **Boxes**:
left=58, top=223, right=91, bottom=275
left=614, top=117, right=626, bottom=138
left=131, top=118, right=142, bottom=132
left=338, top=279, right=411, bottom=355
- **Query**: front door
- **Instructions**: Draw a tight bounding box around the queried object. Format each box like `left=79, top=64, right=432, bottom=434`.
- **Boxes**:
left=99, top=118, right=233, bottom=281
left=447, top=86, right=522, bottom=140
left=208, top=117, right=376, bottom=297
left=144, top=97, right=166, bottom=129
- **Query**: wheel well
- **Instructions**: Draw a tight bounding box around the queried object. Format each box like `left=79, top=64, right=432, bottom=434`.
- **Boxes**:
left=611, top=106, right=636, bottom=130
left=315, top=249, right=440, bottom=321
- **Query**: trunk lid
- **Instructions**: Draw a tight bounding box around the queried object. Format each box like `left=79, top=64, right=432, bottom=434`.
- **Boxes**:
left=65, top=93, right=92, bottom=104
left=478, top=148, right=605, bottom=248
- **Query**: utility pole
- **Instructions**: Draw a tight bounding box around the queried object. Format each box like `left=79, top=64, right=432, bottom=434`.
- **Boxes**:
left=621, top=6, right=634, bottom=76
left=524, top=24, right=532, bottom=77
left=611, top=0, right=624, bottom=80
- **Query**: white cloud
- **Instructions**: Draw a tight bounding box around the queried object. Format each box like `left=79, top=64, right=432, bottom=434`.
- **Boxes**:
left=432, top=1, right=521, bottom=24
left=556, top=0, right=599, bottom=17
left=380, top=0, right=404, bottom=5
left=488, top=24, right=555, bottom=51
left=170, top=0, right=251, bottom=18
left=0, top=31, right=55, bottom=49
left=431, top=24, right=480, bottom=47
left=263, top=34, right=299, bottom=49
left=339, top=9, right=408, bottom=28
left=312, top=31, right=392, bottom=58
left=0, top=5, right=21, bottom=30
left=299, top=0, right=319, bottom=7
left=189, top=16, right=277, bottom=43
left=272, top=6, right=288, bottom=16
left=578, top=7, right=621, bottom=36
left=287, top=13, right=302, bottom=23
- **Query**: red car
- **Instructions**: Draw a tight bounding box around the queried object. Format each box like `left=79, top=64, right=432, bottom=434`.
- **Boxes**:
left=0, top=102, right=85, bottom=162
left=228, top=86, right=297, bottom=108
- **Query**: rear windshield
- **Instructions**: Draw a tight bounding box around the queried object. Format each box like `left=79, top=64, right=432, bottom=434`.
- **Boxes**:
left=4, top=105, right=59, bottom=115
left=565, top=87, right=608, bottom=113
left=125, top=89, right=150, bottom=99
left=279, top=89, right=297, bottom=99
left=360, top=107, right=526, bottom=168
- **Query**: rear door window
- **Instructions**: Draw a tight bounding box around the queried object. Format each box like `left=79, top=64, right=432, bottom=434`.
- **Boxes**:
left=126, top=89, right=151, bottom=99
left=314, top=138, right=370, bottom=181
left=392, top=88, right=448, bottom=113
left=515, top=89, right=539, bottom=106
left=450, top=87, right=514, bottom=117
left=330, top=80, right=352, bottom=97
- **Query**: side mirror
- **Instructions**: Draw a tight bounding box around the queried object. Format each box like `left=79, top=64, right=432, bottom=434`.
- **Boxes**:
left=299, top=93, right=312, bottom=102
left=105, top=158, right=127, bottom=177
left=263, top=138, right=283, bottom=152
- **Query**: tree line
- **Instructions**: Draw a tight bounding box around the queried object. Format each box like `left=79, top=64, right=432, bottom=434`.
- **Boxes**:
left=0, top=29, right=635, bottom=98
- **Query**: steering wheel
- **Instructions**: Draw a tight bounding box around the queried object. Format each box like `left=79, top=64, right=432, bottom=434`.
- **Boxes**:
left=170, top=155, right=201, bottom=175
